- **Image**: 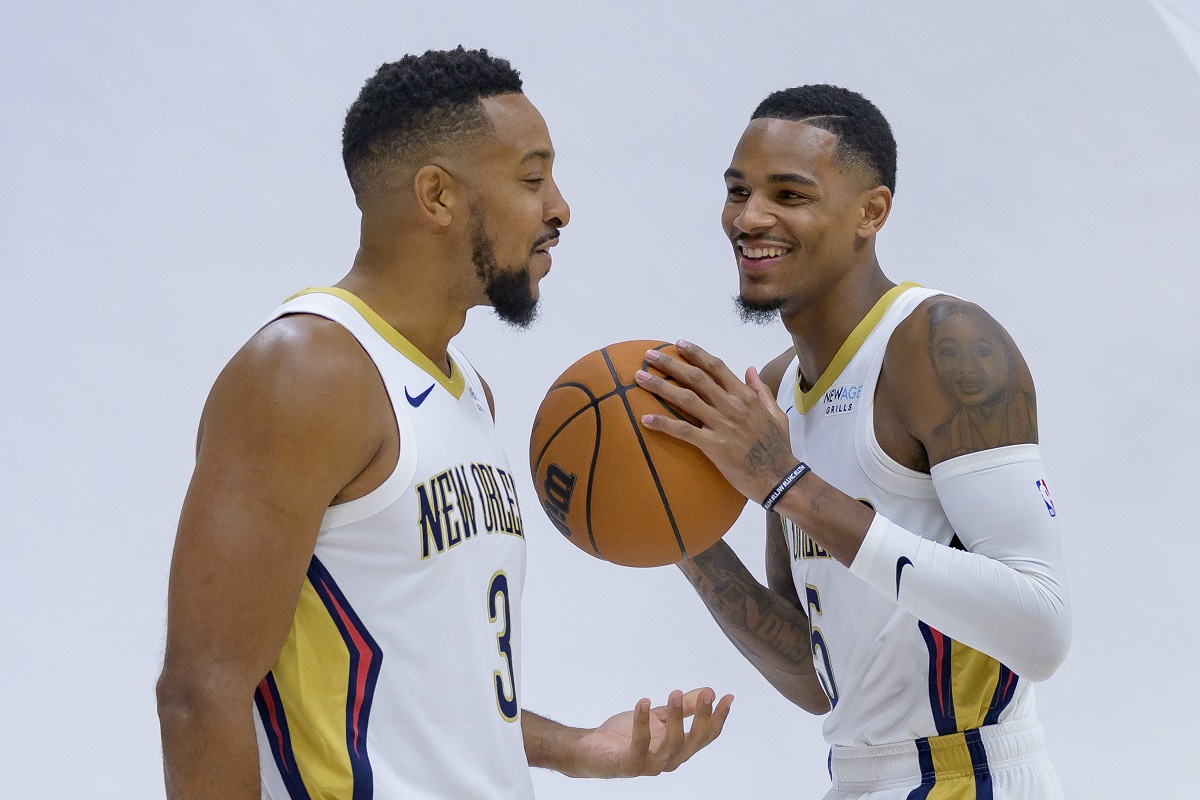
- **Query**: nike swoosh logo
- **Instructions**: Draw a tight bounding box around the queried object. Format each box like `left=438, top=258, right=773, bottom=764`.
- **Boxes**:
left=405, top=384, right=435, bottom=407
left=895, top=556, right=913, bottom=599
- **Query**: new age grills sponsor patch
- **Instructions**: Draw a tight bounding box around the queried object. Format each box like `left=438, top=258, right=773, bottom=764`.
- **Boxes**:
left=821, top=383, right=863, bottom=417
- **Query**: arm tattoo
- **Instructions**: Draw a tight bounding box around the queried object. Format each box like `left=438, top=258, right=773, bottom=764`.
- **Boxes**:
left=808, top=486, right=832, bottom=517
left=925, top=300, right=1038, bottom=458
left=686, top=543, right=814, bottom=668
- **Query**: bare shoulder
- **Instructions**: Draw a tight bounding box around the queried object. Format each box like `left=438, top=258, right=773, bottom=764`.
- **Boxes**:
left=881, top=295, right=1038, bottom=467
left=199, top=313, right=390, bottom=477
left=759, top=347, right=798, bottom=396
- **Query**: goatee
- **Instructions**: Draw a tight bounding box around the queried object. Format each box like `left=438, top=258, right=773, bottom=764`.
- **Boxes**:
left=471, top=211, right=540, bottom=329
left=734, top=294, right=785, bottom=325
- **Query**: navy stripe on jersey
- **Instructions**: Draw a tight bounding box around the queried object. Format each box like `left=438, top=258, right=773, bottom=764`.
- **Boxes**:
left=308, top=556, right=384, bottom=800
left=254, top=672, right=312, bottom=800
left=984, top=664, right=1019, bottom=726
left=918, top=622, right=957, bottom=735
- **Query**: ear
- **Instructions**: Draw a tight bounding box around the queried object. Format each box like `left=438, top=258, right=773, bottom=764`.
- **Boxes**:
left=413, top=164, right=458, bottom=228
left=856, top=185, right=893, bottom=238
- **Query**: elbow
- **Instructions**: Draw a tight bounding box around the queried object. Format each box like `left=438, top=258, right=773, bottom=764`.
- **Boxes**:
left=792, top=690, right=832, bottom=716
left=761, top=670, right=832, bottom=715
left=1014, top=608, right=1072, bottom=683
left=156, top=662, right=243, bottom=731
left=157, top=667, right=200, bottom=729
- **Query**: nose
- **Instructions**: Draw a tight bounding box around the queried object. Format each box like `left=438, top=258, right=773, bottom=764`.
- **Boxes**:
left=731, top=192, right=774, bottom=235
left=545, top=178, right=570, bottom=229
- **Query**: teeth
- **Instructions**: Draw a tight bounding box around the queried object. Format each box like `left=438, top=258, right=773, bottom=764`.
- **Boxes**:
left=742, top=246, right=789, bottom=259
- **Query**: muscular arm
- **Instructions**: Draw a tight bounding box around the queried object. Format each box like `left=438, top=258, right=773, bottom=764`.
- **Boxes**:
left=639, top=303, right=1070, bottom=683
left=678, top=534, right=830, bottom=713
left=837, top=297, right=1070, bottom=679
left=156, top=317, right=392, bottom=799
left=675, top=349, right=829, bottom=714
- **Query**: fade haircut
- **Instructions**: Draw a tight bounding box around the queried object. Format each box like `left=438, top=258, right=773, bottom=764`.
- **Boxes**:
left=752, top=85, right=897, bottom=194
left=342, top=47, right=523, bottom=197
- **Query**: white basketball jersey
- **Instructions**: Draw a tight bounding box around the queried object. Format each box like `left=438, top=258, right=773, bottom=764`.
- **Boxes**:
left=779, top=283, right=1037, bottom=747
left=251, top=288, right=534, bottom=799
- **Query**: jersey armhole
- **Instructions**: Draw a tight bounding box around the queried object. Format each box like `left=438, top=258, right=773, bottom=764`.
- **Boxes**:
left=262, top=296, right=420, bottom=531
left=853, top=288, right=950, bottom=499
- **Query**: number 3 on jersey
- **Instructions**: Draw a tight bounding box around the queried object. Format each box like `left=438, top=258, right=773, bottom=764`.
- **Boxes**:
left=488, top=571, right=519, bottom=721
left=805, top=583, right=840, bottom=708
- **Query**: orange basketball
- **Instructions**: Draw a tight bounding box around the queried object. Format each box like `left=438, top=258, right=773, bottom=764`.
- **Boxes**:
left=528, top=340, right=747, bottom=567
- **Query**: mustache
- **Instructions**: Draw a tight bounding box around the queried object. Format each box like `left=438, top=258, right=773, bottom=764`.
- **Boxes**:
left=732, top=234, right=792, bottom=246
left=532, top=230, right=561, bottom=250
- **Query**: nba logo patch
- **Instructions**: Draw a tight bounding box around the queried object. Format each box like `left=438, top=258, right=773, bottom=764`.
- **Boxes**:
left=1036, top=479, right=1056, bottom=517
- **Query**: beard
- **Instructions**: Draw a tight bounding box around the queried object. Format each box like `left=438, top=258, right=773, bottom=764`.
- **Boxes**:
left=470, top=208, right=540, bottom=329
left=734, top=293, right=785, bottom=325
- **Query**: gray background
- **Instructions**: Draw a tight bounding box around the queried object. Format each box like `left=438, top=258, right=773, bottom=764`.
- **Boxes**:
left=3, top=0, right=1197, bottom=796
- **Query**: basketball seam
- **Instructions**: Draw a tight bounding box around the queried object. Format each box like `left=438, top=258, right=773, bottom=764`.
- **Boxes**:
left=531, top=381, right=604, bottom=558
left=584, top=399, right=602, bottom=559
left=532, top=382, right=599, bottom=472
left=600, top=347, right=688, bottom=560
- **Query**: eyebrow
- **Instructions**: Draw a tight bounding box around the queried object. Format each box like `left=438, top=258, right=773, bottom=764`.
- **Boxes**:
left=724, top=167, right=818, bottom=187
left=521, top=148, right=554, bottom=164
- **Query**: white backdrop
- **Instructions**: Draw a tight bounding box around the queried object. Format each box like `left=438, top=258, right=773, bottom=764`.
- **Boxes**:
left=3, top=1, right=1198, bottom=797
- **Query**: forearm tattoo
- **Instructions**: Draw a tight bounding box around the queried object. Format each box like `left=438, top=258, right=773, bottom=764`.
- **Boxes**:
left=685, top=543, right=814, bottom=669
left=808, top=485, right=832, bottom=518
left=925, top=300, right=1038, bottom=458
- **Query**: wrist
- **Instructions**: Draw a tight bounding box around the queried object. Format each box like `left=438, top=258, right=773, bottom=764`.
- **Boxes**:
left=523, top=711, right=591, bottom=775
left=761, top=461, right=810, bottom=512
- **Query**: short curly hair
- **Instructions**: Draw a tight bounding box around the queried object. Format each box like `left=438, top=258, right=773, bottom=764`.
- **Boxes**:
left=342, top=47, right=523, bottom=196
left=752, top=85, right=897, bottom=194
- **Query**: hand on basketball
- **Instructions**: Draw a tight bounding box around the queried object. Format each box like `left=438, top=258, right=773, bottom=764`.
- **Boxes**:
left=568, top=688, right=733, bottom=778
left=636, top=340, right=799, bottom=504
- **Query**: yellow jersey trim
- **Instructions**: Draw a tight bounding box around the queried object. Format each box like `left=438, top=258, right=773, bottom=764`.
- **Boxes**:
left=793, top=281, right=921, bottom=415
left=287, top=287, right=466, bottom=399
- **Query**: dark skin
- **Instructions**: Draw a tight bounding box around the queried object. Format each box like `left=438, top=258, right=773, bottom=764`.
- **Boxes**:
left=157, top=94, right=730, bottom=800
left=636, top=118, right=1037, bottom=710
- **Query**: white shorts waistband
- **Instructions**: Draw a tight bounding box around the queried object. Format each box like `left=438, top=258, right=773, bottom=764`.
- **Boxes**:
left=830, top=718, right=1047, bottom=792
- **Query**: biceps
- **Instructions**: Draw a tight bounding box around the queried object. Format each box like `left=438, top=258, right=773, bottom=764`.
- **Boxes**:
left=162, top=454, right=330, bottom=692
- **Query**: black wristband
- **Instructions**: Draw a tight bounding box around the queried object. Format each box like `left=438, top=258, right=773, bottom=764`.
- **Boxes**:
left=761, top=462, right=811, bottom=512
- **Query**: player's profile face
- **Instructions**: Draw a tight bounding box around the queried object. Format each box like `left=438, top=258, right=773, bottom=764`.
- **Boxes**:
left=722, top=119, right=871, bottom=318
left=466, top=94, right=569, bottom=324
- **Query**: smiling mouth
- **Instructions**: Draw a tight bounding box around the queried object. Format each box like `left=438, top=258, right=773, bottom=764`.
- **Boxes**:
left=742, top=245, right=791, bottom=260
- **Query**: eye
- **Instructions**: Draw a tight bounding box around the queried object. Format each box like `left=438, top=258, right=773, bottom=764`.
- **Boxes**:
left=524, top=177, right=545, bottom=187
left=779, top=190, right=810, bottom=202
left=726, top=185, right=749, bottom=200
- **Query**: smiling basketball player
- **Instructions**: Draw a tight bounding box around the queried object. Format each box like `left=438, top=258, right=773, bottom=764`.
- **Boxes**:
left=636, top=85, right=1071, bottom=799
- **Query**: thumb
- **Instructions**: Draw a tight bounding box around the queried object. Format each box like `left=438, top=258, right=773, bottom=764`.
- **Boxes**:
left=746, top=366, right=777, bottom=409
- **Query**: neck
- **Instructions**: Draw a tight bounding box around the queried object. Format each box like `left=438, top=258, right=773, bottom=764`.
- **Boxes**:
left=782, top=257, right=895, bottom=391
left=335, top=225, right=472, bottom=378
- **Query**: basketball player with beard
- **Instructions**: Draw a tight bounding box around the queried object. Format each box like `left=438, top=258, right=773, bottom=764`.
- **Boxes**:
left=635, top=85, right=1070, bottom=798
left=156, top=49, right=731, bottom=800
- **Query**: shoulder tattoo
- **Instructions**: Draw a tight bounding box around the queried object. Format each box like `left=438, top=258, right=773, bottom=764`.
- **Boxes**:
left=924, top=299, right=1037, bottom=457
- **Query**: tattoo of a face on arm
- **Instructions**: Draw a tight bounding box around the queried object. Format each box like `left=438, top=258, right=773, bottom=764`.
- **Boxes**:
left=925, top=300, right=1038, bottom=458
